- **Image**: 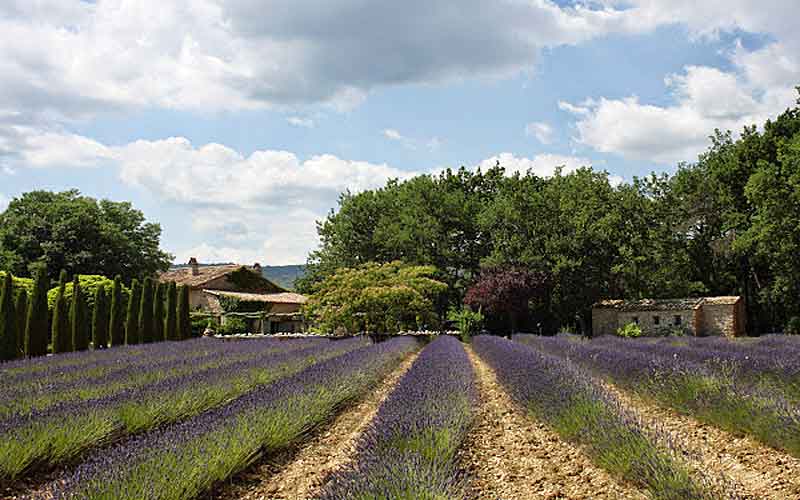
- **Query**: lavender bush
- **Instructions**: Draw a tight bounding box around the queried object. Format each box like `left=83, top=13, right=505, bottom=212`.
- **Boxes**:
left=517, top=334, right=800, bottom=458
left=44, top=337, right=418, bottom=500
left=476, top=335, right=707, bottom=500
left=318, top=335, right=476, bottom=500
left=0, top=337, right=366, bottom=483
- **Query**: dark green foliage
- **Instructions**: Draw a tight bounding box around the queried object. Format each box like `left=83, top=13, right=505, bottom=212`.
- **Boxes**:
left=14, top=289, right=27, bottom=357
left=218, top=316, right=247, bottom=336
left=138, top=278, right=155, bottom=344
left=25, top=265, right=50, bottom=357
left=0, top=189, right=172, bottom=283
left=51, top=270, right=71, bottom=353
left=92, top=284, right=109, bottom=349
left=47, top=275, right=130, bottom=316
left=125, top=279, right=141, bottom=345
left=153, top=283, right=165, bottom=342
left=108, top=276, right=124, bottom=347
left=177, top=285, right=191, bottom=340
left=165, top=282, right=178, bottom=341
left=70, top=276, right=90, bottom=351
left=0, top=273, right=17, bottom=360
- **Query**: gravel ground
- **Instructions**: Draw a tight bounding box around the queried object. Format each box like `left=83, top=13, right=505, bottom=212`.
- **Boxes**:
left=213, top=351, right=419, bottom=500
left=459, top=347, right=647, bottom=500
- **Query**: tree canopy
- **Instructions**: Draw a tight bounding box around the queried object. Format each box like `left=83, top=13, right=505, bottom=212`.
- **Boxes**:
left=304, top=261, right=447, bottom=334
left=0, top=190, right=172, bottom=283
left=301, top=91, right=800, bottom=335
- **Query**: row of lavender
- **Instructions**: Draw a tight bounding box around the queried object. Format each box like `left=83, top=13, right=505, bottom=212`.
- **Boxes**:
left=319, top=335, right=476, bottom=499
left=0, top=337, right=366, bottom=484
left=42, top=337, right=418, bottom=500
left=517, top=334, right=800, bottom=458
left=475, top=335, right=713, bottom=499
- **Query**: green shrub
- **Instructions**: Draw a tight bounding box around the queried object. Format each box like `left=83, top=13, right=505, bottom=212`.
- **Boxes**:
left=218, top=316, right=247, bottom=336
left=616, top=322, right=643, bottom=338
left=48, top=275, right=129, bottom=315
left=447, top=307, right=484, bottom=342
left=191, top=315, right=216, bottom=337
left=787, top=316, right=800, bottom=335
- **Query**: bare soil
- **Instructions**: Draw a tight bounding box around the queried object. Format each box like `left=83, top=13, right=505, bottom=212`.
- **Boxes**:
left=213, top=351, right=419, bottom=500
left=460, top=347, right=647, bottom=500
left=602, top=380, right=800, bottom=500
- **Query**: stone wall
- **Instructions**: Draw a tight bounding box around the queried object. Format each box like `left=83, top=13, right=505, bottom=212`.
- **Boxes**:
left=702, top=302, right=744, bottom=337
left=592, top=308, right=618, bottom=336
left=618, top=309, right=695, bottom=336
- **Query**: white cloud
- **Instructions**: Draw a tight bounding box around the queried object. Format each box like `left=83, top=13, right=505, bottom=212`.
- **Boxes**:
left=383, top=128, right=442, bottom=151
left=287, top=116, right=315, bottom=128
left=562, top=59, right=799, bottom=164
left=478, top=152, right=592, bottom=177
left=383, top=129, right=405, bottom=141
left=525, top=122, right=554, bottom=144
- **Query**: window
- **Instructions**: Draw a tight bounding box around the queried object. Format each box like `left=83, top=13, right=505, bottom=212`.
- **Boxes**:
left=632, top=316, right=639, bottom=324
left=674, top=315, right=682, bottom=326
left=653, top=315, right=660, bottom=325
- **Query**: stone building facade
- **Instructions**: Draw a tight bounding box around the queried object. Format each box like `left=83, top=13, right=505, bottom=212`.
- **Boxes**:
left=592, top=296, right=745, bottom=337
left=158, top=258, right=307, bottom=333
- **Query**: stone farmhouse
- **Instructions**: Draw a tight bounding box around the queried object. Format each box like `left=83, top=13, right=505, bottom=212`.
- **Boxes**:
left=592, top=296, right=746, bottom=337
left=158, top=258, right=307, bottom=334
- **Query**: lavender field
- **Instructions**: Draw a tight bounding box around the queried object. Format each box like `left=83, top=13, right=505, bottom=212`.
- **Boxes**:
left=3, top=334, right=800, bottom=499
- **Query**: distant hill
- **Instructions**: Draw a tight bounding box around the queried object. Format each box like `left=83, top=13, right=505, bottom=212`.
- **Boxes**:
left=169, top=262, right=306, bottom=290
left=261, top=265, right=306, bottom=290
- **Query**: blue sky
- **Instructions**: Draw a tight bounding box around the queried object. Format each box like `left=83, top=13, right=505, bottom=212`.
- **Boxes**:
left=1, top=1, right=798, bottom=264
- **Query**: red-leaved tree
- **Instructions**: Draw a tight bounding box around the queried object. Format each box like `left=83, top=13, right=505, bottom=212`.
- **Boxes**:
left=465, top=266, right=550, bottom=335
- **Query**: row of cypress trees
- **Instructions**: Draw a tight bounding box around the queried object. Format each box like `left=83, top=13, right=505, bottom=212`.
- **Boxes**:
left=0, top=267, right=193, bottom=361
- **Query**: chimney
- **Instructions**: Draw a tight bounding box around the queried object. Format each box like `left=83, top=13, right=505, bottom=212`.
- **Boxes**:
left=188, top=257, right=199, bottom=276
left=253, top=262, right=262, bottom=274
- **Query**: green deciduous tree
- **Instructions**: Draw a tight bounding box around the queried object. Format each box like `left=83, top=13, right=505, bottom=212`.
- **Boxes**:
left=14, top=289, right=27, bottom=357
left=0, top=190, right=172, bottom=283
left=70, top=275, right=90, bottom=351
left=177, top=285, right=191, bottom=340
left=92, top=284, right=109, bottom=349
left=51, top=270, right=70, bottom=353
left=0, top=273, right=17, bottom=360
left=304, top=261, right=447, bottom=334
left=153, top=282, right=166, bottom=342
left=25, top=265, right=49, bottom=357
left=165, top=282, right=178, bottom=341
left=108, top=275, right=124, bottom=347
left=125, top=279, right=141, bottom=345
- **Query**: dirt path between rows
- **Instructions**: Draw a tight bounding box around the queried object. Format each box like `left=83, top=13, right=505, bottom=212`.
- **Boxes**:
left=460, top=347, right=647, bottom=500
left=214, top=351, right=419, bottom=500
left=601, top=381, right=800, bottom=499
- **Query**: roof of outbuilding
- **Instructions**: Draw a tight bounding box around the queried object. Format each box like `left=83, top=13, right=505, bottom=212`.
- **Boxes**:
left=203, top=289, right=307, bottom=305
left=594, top=296, right=741, bottom=312
left=159, top=264, right=243, bottom=288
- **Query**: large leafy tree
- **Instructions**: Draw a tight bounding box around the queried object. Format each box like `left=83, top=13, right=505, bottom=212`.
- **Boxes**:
left=304, top=261, right=448, bottom=334
left=465, top=266, right=550, bottom=334
left=0, top=190, right=172, bottom=282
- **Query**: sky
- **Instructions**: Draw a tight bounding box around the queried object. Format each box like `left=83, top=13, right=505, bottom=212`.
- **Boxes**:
left=1, top=1, right=798, bottom=265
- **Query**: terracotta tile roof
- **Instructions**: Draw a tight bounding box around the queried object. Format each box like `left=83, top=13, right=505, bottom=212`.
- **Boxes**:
left=203, top=290, right=307, bottom=305
left=158, top=264, right=244, bottom=288
left=594, top=296, right=741, bottom=312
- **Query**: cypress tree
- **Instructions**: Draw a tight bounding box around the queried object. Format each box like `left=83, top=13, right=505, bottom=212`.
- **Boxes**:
left=138, top=278, right=154, bottom=344
left=0, top=273, right=17, bottom=361
left=125, top=279, right=141, bottom=345
left=25, top=265, right=49, bottom=357
left=51, top=270, right=70, bottom=353
left=177, top=285, right=191, bottom=340
left=70, top=276, right=90, bottom=351
left=92, top=284, right=109, bottom=349
left=165, top=282, right=178, bottom=341
left=108, top=275, right=124, bottom=347
left=15, top=289, right=28, bottom=357
left=153, top=282, right=165, bottom=342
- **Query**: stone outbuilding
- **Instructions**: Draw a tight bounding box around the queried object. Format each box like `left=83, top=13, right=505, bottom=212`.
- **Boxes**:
left=158, top=258, right=308, bottom=333
left=592, top=296, right=746, bottom=337
left=202, top=290, right=307, bottom=334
